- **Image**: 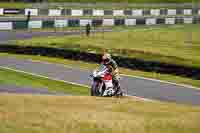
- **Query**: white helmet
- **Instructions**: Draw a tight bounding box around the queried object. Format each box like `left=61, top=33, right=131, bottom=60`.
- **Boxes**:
left=102, top=53, right=111, bottom=65
left=102, top=53, right=111, bottom=59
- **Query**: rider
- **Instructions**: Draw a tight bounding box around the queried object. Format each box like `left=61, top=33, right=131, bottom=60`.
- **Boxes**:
left=101, top=53, right=123, bottom=95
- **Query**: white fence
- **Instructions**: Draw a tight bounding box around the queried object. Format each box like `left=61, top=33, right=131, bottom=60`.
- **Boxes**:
left=0, top=22, right=13, bottom=30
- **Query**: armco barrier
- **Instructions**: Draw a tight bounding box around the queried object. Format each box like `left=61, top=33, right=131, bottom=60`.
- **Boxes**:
left=80, top=19, right=92, bottom=26
left=54, top=19, right=68, bottom=27
left=3, top=9, right=23, bottom=15
left=62, top=9, right=71, bottom=16
left=0, top=22, right=13, bottom=30
left=0, top=8, right=3, bottom=15
left=68, top=19, right=80, bottom=27
left=13, top=21, right=28, bottom=30
left=0, top=44, right=199, bottom=80
left=83, top=9, right=93, bottom=16
left=0, top=16, right=199, bottom=30
left=115, top=19, right=125, bottom=26
left=71, top=9, right=83, bottom=16
left=25, top=8, right=38, bottom=16
left=48, top=9, right=62, bottom=16
left=28, top=20, right=42, bottom=29
left=92, top=19, right=103, bottom=26
left=39, top=9, right=49, bottom=16
left=93, top=10, right=104, bottom=16
left=1, top=8, right=200, bottom=16
left=42, top=20, right=54, bottom=28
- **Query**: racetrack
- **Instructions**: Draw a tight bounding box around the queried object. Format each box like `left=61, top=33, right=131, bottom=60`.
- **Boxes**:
left=0, top=29, right=112, bottom=44
left=0, top=57, right=200, bottom=106
left=0, top=29, right=200, bottom=106
left=0, top=31, right=76, bottom=44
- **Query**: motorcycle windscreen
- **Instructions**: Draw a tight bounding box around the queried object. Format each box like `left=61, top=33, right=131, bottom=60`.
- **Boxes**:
left=98, top=64, right=107, bottom=71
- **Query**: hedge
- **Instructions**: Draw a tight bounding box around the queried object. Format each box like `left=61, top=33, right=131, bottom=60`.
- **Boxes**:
left=0, top=44, right=199, bottom=80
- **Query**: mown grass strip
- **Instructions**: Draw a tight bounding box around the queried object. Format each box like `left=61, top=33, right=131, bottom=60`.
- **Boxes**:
left=15, top=24, right=200, bottom=68
left=0, top=67, right=89, bottom=95
left=0, top=2, right=32, bottom=9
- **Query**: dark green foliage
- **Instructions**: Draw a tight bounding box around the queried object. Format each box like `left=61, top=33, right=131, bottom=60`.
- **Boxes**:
left=0, top=44, right=200, bottom=79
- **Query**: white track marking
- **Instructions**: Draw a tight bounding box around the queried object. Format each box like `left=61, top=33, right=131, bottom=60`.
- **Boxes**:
left=0, top=65, right=153, bottom=102
left=120, top=74, right=200, bottom=90
left=28, top=59, right=200, bottom=90
left=0, top=66, right=90, bottom=88
left=28, top=59, right=89, bottom=70
left=125, top=95, right=155, bottom=102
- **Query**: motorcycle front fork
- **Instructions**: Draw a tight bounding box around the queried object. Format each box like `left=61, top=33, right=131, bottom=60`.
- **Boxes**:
left=98, top=81, right=104, bottom=94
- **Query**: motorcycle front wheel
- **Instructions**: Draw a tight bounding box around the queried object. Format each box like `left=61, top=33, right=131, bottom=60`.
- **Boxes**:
left=91, top=81, right=101, bottom=96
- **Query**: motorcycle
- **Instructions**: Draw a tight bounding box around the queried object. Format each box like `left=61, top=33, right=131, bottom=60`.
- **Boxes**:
left=90, top=64, right=123, bottom=97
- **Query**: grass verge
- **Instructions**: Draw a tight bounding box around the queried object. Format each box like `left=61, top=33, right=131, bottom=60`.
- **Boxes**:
left=0, top=94, right=200, bottom=133
left=0, top=67, right=89, bottom=95
left=0, top=52, right=200, bottom=89
left=15, top=24, right=200, bottom=69
left=0, top=2, right=32, bottom=9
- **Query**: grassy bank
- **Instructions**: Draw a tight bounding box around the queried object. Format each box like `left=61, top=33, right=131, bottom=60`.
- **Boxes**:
left=16, top=24, right=200, bottom=69
left=0, top=2, right=32, bottom=9
left=0, top=94, right=200, bottom=133
left=0, top=67, right=89, bottom=95
left=0, top=53, right=200, bottom=89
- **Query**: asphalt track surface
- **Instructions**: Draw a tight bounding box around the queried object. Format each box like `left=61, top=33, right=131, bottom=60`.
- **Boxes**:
left=0, top=30, right=112, bottom=44
left=0, top=57, right=200, bottom=106
left=0, top=31, right=75, bottom=44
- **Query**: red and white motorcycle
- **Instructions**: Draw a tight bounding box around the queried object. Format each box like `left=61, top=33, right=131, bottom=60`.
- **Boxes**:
left=90, top=64, right=123, bottom=97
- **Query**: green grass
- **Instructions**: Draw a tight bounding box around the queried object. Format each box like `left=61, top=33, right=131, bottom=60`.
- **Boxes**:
left=48, top=0, right=200, bottom=3
left=16, top=24, right=200, bottom=69
left=0, top=94, right=200, bottom=133
left=0, top=52, right=200, bottom=89
left=0, top=67, right=89, bottom=95
left=0, top=2, right=32, bottom=9
left=0, top=52, right=200, bottom=132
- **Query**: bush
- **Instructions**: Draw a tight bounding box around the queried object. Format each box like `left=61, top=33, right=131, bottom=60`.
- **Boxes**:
left=0, top=44, right=200, bottom=79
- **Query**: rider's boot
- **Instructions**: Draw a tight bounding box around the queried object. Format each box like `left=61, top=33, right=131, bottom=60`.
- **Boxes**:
left=113, top=80, right=123, bottom=96
left=116, top=85, right=123, bottom=96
